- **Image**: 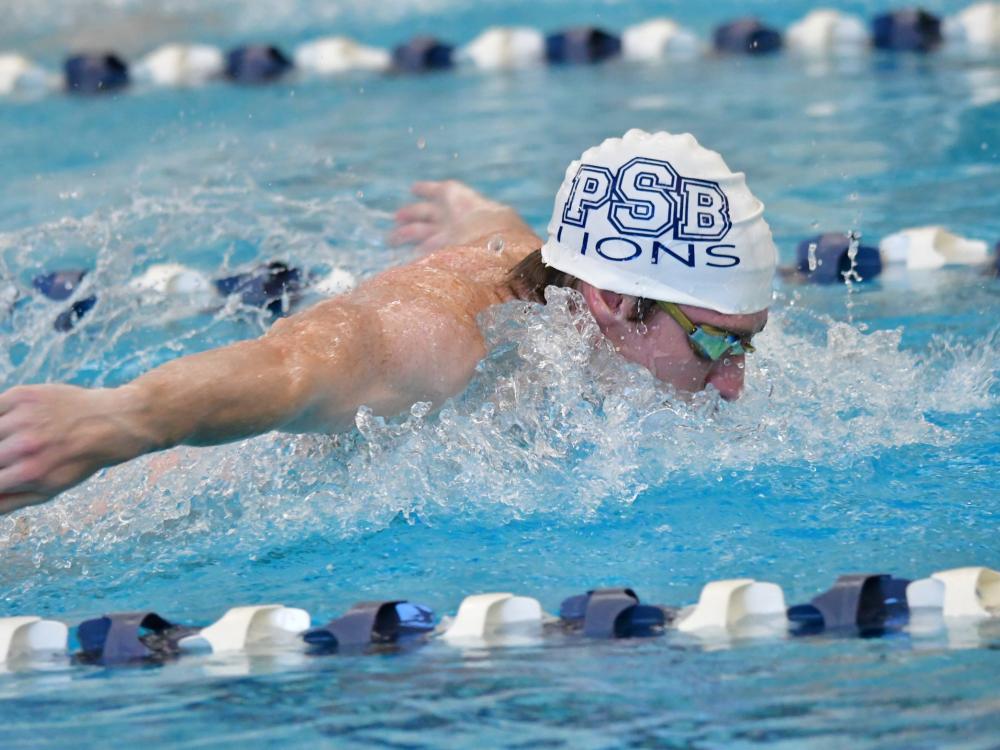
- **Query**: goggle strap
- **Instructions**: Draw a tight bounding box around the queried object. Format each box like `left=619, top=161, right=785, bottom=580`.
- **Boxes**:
left=656, top=301, right=697, bottom=335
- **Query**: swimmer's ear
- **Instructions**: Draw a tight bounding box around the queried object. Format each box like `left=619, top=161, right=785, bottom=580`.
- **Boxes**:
left=579, top=283, right=630, bottom=326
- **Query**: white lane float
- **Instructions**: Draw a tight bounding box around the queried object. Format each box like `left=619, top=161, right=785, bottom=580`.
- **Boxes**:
left=294, top=37, right=392, bottom=75
left=178, top=605, right=311, bottom=652
left=943, top=2, right=1000, bottom=51
left=0, top=616, right=68, bottom=662
left=130, top=263, right=215, bottom=296
left=907, top=567, right=1000, bottom=617
left=442, top=593, right=544, bottom=641
left=313, top=268, right=357, bottom=296
left=879, top=226, right=990, bottom=270
left=132, top=44, right=225, bottom=86
left=675, top=579, right=787, bottom=634
left=457, top=27, right=546, bottom=69
left=0, top=54, right=53, bottom=95
left=786, top=9, right=870, bottom=56
left=621, top=18, right=701, bottom=61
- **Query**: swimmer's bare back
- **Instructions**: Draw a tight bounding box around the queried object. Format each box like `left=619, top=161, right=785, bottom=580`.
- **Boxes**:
left=0, top=181, right=542, bottom=514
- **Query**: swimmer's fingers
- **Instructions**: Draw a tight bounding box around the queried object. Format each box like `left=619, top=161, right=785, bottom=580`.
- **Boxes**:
left=0, top=432, right=35, bottom=468
left=394, top=202, right=441, bottom=225
left=389, top=222, right=436, bottom=247
left=0, top=492, right=47, bottom=516
left=0, top=388, right=18, bottom=417
left=410, top=181, right=450, bottom=199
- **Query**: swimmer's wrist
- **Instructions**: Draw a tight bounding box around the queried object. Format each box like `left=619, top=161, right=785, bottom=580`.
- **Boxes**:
left=104, top=384, right=169, bottom=459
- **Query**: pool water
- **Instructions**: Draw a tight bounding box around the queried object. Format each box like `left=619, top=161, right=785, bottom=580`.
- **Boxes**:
left=1, top=0, right=999, bottom=747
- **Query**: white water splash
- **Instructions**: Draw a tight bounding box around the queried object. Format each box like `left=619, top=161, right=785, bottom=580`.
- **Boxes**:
left=1, top=286, right=996, bottom=584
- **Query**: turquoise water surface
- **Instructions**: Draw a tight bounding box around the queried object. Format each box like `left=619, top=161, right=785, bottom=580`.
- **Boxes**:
left=1, top=1, right=999, bottom=747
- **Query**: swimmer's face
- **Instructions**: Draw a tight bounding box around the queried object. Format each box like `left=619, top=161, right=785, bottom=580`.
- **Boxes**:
left=579, top=283, right=768, bottom=401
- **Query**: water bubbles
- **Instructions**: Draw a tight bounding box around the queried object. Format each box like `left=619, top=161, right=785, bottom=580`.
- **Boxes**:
left=0, top=280, right=997, bottom=584
left=807, top=242, right=820, bottom=272
left=487, top=235, right=504, bottom=254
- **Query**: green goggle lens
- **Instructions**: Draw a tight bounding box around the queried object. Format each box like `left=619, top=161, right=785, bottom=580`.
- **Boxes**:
left=655, top=301, right=756, bottom=362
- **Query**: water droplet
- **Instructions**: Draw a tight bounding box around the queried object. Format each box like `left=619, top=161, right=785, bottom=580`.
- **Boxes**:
left=487, top=235, right=505, bottom=254
left=356, top=190, right=364, bottom=199
left=416, top=137, right=427, bottom=150
left=636, top=322, right=648, bottom=336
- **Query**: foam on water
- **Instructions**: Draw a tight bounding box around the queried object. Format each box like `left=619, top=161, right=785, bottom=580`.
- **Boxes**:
left=1, top=278, right=996, bottom=591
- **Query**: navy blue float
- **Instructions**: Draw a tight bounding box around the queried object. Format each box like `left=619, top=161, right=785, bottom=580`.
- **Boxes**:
left=225, top=45, right=292, bottom=83
left=796, top=233, right=882, bottom=284
left=559, top=588, right=669, bottom=638
left=76, top=611, right=194, bottom=664
left=214, top=261, right=302, bottom=315
left=713, top=18, right=783, bottom=55
left=33, top=269, right=86, bottom=301
left=302, top=601, right=435, bottom=651
left=787, top=574, right=911, bottom=636
left=32, top=269, right=96, bottom=332
left=392, top=37, right=454, bottom=72
left=54, top=296, right=97, bottom=332
left=545, top=27, right=621, bottom=64
left=872, top=9, right=943, bottom=52
left=64, top=54, right=129, bottom=93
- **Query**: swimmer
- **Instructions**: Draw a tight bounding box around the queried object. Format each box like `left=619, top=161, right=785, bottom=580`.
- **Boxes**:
left=0, top=130, right=774, bottom=515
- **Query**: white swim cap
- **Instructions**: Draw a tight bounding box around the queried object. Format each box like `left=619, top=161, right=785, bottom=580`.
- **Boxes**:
left=541, top=129, right=777, bottom=314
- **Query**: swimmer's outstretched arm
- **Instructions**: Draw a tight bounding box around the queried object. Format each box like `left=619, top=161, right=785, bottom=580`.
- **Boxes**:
left=0, top=180, right=541, bottom=515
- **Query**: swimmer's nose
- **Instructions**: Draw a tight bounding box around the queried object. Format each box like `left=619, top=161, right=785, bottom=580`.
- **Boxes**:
left=706, top=355, right=745, bottom=401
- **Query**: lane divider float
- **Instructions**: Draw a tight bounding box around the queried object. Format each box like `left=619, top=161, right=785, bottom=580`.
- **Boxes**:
left=302, top=600, right=435, bottom=651
left=178, top=604, right=311, bottom=653
left=2, top=5, right=996, bottom=98
left=2, top=566, right=1000, bottom=668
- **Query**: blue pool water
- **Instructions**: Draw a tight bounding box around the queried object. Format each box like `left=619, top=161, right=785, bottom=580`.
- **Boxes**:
left=1, top=0, right=999, bottom=747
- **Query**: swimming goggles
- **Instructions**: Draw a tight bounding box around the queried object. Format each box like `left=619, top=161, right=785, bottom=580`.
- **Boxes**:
left=655, top=301, right=756, bottom=362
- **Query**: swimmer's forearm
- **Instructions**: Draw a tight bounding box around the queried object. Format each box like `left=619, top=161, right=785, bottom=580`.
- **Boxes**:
left=115, top=304, right=377, bottom=454
left=119, top=341, right=311, bottom=452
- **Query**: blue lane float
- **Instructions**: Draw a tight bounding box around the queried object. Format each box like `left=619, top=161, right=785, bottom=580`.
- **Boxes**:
left=392, top=37, right=454, bottom=72
left=795, top=233, right=882, bottom=284
left=76, top=611, right=195, bottom=665
left=545, top=27, right=622, bottom=64
left=713, top=18, right=783, bottom=55
left=32, top=269, right=86, bottom=301
left=214, top=261, right=303, bottom=315
left=224, top=45, right=293, bottom=83
left=872, top=8, right=944, bottom=52
left=64, top=53, right=129, bottom=94
left=302, top=601, right=435, bottom=651
left=787, top=574, right=911, bottom=636
left=559, top=588, right=670, bottom=638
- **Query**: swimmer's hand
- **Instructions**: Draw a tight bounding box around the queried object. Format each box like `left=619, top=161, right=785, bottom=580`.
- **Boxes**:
left=0, top=384, right=151, bottom=514
left=390, top=180, right=538, bottom=254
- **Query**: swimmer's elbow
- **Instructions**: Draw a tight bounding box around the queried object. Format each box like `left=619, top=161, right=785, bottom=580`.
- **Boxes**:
left=266, top=306, right=387, bottom=433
